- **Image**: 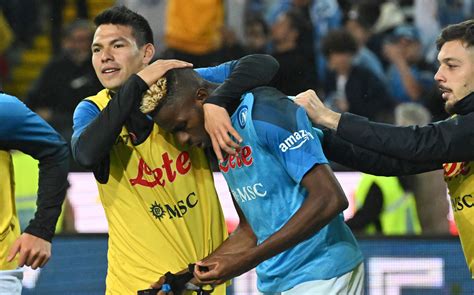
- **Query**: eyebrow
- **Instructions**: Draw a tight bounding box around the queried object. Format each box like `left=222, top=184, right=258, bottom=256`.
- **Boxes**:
left=440, top=57, right=462, bottom=64
left=91, top=37, right=128, bottom=48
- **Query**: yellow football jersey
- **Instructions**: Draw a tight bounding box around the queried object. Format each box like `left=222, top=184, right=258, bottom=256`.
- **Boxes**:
left=87, top=90, right=228, bottom=294
left=444, top=160, right=474, bottom=278
left=0, top=150, right=20, bottom=270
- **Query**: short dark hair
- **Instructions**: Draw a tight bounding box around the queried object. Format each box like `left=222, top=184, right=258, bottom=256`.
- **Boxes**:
left=347, top=0, right=381, bottom=30
left=245, top=14, right=269, bottom=36
left=94, top=5, right=154, bottom=47
left=436, top=19, right=474, bottom=50
left=321, top=28, right=359, bottom=57
left=62, top=19, right=94, bottom=40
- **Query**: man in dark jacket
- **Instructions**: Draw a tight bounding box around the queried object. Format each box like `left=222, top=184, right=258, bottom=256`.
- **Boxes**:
left=295, top=19, right=474, bottom=277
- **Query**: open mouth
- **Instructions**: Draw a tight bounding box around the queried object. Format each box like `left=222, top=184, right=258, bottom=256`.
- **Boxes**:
left=102, top=68, right=120, bottom=74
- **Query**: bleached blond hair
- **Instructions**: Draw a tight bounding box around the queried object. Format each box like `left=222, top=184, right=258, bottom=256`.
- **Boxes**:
left=140, top=77, right=167, bottom=114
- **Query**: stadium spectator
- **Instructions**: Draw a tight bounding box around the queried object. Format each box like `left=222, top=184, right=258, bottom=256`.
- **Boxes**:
left=320, top=28, right=394, bottom=122
left=266, top=0, right=342, bottom=85
left=146, top=68, right=363, bottom=294
left=50, top=0, right=89, bottom=54
left=0, top=93, right=68, bottom=295
left=383, top=25, right=437, bottom=103
left=71, top=6, right=279, bottom=293
left=344, top=2, right=386, bottom=82
left=26, top=19, right=102, bottom=145
left=269, top=9, right=318, bottom=95
left=295, top=19, right=474, bottom=277
left=243, top=15, right=269, bottom=54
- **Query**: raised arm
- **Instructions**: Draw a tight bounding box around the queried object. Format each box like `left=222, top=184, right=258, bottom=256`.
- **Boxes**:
left=322, top=128, right=443, bottom=175
left=336, top=111, right=474, bottom=163
left=72, top=60, right=191, bottom=182
left=296, top=90, right=474, bottom=163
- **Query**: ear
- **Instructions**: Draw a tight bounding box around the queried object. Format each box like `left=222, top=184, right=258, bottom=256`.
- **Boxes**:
left=142, top=43, right=155, bottom=64
left=195, top=88, right=210, bottom=104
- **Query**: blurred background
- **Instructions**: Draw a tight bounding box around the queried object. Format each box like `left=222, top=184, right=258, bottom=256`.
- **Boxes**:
left=0, top=0, right=472, bottom=293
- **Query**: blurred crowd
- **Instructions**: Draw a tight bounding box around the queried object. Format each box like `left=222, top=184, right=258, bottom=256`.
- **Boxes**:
left=0, top=0, right=472, bottom=146
left=0, top=0, right=472, bottom=234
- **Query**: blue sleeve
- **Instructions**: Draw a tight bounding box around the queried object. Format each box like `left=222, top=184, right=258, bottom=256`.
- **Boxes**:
left=0, top=94, right=68, bottom=242
left=0, top=95, right=66, bottom=154
left=72, top=100, right=100, bottom=139
left=71, top=100, right=100, bottom=153
left=253, top=102, right=328, bottom=183
left=195, top=60, right=237, bottom=83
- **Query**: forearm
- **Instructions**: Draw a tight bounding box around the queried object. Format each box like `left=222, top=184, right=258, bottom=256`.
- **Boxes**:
left=337, top=112, right=474, bottom=163
left=24, top=146, right=69, bottom=242
left=2, top=98, right=70, bottom=242
left=72, top=75, right=148, bottom=169
left=205, top=54, right=279, bottom=114
left=323, top=128, right=442, bottom=175
left=394, top=60, right=422, bottom=100
left=251, top=189, right=345, bottom=264
left=201, top=223, right=257, bottom=262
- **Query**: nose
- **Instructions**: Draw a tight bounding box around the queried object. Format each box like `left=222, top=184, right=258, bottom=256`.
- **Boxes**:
left=434, top=66, right=445, bottom=83
left=176, top=132, right=191, bottom=146
left=100, top=47, right=113, bottom=63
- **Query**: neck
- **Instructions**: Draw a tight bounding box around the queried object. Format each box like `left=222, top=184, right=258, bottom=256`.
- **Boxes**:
left=207, top=82, right=220, bottom=95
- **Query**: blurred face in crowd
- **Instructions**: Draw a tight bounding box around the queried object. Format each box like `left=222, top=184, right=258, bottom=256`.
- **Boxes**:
left=91, top=24, right=153, bottom=91
left=64, top=27, right=93, bottom=64
left=327, top=52, right=353, bottom=76
left=271, top=13, right=295, bottom=44
left=435, top=40, right=474, bottom=114
left=401, top=38, right=422, bottom=63
left=245, top=22, right=268, bottom=52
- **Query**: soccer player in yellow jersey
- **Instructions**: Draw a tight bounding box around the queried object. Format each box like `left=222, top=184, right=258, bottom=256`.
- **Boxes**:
left=71, top=6, right=279, bottom=294
left=1, top=93, right=69, bottom=294
left=295, top=20, right=474, bottom=277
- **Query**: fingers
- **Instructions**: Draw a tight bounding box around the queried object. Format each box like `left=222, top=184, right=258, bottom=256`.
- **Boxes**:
left=31, top=254, right=47, bottom=270
left=16, top=246, right=27, bottom=267
left=7, top=239, right=21, bottom=262
left=194, top=261, right=220, bottom=282
left=210, top=134, right=224, bottom=163
left=157, top=59, right=193, bottom=73
left=223, top=125, right=242, bottom=149
left=19, top=248, right=50, bottom=269
left=213, top=123, right=241, bottom=154
left=10, top=234, right=51, bottom=269
left=138, top=59, right=193, bottom=87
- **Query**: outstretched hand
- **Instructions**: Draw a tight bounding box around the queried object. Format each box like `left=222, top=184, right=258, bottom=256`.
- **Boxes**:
left=7, top=233, right=51, bottom=269
left=203, top=104, right=242, bottom=163
left=294, top=89, right=341, bottom=130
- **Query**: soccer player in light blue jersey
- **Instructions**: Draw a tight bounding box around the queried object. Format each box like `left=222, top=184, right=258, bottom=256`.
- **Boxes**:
left=144, top=68, right=364, bottom=294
